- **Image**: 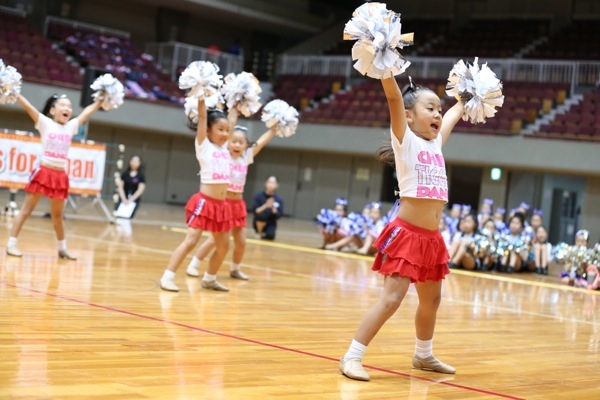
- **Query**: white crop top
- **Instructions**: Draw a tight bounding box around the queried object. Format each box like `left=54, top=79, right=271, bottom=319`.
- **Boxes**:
left=392, top=125, right=448, bottom=202
left=35, top=114, right=80, bottom=170
left=195, top=137, right=231, bottom=184
left=228, top=149, right=254, bottom=193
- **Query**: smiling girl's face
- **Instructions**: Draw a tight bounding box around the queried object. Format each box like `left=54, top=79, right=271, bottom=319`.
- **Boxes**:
left=406, top=91, right=443, bottom=140
left=50, top=98, right=73, bottom=124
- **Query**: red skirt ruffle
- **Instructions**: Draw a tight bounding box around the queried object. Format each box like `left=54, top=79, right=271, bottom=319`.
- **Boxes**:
left=25, top=166, right=69, bottom=199
left=372, top=218, right=450, bottom=283
left=185, top=192, right=233, bottom=232
left=227, top=198, right=247, bottom=228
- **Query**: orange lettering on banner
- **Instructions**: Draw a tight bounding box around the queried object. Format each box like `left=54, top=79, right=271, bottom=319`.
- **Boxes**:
left=1, top=133, right=106, bottom=195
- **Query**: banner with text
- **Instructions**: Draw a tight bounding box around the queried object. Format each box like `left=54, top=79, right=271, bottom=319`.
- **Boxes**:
left=0, top=133, right=106, bottom=196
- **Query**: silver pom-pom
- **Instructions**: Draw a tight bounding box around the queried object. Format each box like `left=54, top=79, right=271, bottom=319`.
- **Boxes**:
left=343, top=2, right=414, bottom=79
left=184, top=96, right=199, bottom=125
left=178, top=61, right=223, bottom=102
left=446, top=57, right=504, bottom=124
left=261, top=99, right=299, bottom=138
left=90, top=73, right=125, bottom=111
left=220, top=72, right=262, bottom=117
left=0, top=59, right=22, bottom=105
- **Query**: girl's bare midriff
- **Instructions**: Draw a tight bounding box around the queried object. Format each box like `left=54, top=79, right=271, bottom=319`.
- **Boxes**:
left=40, top=162, right=66, bottom=171
left=200, top=183, right=229, bottom=200
left=396, top=197, right=446, bottom=231
left=226, top=191, right=244, bottom=200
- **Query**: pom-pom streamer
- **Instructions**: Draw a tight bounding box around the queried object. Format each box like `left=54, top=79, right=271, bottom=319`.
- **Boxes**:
left=261, top=99, right=299, bottom=138
left=90, top=73, right=125, bottom=111
left=221, top=72, right=262, bottom=117
left=343, top=2, right=414, bottom=79
left=446, top=57, right=504, bottom=124
left=178, top=61, right=223, bottom=106
left=0, top=59, right=22, bottom=105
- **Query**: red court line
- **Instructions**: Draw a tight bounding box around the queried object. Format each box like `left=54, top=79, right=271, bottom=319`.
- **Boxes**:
left=3, top=282, right=524, bottom=400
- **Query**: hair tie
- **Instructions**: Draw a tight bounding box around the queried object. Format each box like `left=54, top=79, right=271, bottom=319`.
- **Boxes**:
left=335, top=197, right=348, bottom=206
left=576, top=229, right=590, bottom=241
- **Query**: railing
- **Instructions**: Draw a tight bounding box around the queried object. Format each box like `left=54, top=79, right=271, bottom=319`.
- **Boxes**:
left=277, top=55, right=600, bottom=92
left=44, top=16, right=131, bottom=39
left=145, top=42, right=244, bottom=80
left=0, top=5, right=26, bottom=17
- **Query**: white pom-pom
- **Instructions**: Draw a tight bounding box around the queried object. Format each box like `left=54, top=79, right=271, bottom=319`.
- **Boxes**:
left=184, top=96, right=199, bottom=125
left=178, top=61, right=223, bottom=101
left=446, top=57, right=504, bottom=124
left=343, top=2, right=414, bottom=79
left=90, top=73, right=125, bottom=111
left=261, top=99, right=299, bottom=138
left=220, top=72, right=262, bottom=117
left=0, top=59, right=22, bottom=105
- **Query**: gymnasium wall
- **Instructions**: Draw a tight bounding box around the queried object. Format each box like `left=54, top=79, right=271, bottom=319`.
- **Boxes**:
left=2, top=82, right=600, bottom=243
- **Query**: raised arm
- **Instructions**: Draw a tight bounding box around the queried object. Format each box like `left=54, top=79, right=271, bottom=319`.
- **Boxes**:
left=227, top=107, right=239, bottom=135
left=16, top=94, right=41, bottom=123
left=196, top=98, right=207, bottom=143
left=252, top=128, right=277, bottom=157
left=77, top=100, right=102, bottom=126
left=381, top=77, right=406, bottom=143
left=440, top=100, right=465, bottom=146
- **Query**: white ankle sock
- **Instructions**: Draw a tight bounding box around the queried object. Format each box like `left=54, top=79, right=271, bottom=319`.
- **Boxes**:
left=8, top=236, right=18, bottom=247
left=188, top=256, right=200, bottom=269
left=58, top=240, right=67, bottom=251
left=162, top=270, right=176, bottom=281
left=415, top=338, right=433, bottom=358
left=230, top=262, right=240, bottom=272
left=203, top=272, right=216, bottom=281
left=343, top=339, right=367, bottom=361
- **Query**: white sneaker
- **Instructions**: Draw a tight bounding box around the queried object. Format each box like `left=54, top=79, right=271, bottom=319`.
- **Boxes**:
left=6, top=245, right=23, bottom=257
left=186, top=263, right=200, bottom=277
left=201, top=279, right=230, bottom=292
left=160, top=278, right=179, bottom=292
left=339, top=358, right=370, bottom=381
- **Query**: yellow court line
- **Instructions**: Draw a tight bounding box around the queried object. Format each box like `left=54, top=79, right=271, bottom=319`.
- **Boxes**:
left=167, top=226, right=600, bottom=296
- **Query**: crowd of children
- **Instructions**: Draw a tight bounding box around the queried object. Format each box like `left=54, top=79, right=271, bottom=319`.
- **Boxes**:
left=316, top=197, right=599, bottom=290
left=436, top=199, right=599, bottom=288
left=316, top=199, right=392, bottom=255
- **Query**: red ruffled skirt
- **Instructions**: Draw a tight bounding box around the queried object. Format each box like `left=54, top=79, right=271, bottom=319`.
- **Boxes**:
left=227, top=198, right=247, bottom=228
left=372, top=218, right=450, bottom=283
left=185, top=193, right=233, bottom=232
left=25, top=165, right=69, bottom=199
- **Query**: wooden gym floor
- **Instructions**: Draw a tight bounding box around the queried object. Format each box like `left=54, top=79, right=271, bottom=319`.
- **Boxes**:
left=1, top=200, right=599, bottom=399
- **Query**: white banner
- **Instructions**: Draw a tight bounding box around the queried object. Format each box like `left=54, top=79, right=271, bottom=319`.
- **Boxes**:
left=0, top=133, right=106, bottom=196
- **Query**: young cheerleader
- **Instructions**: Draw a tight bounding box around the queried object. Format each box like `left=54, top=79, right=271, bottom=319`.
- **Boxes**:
left=316, top=198, right=348, bottom=249
left=357, top=202, right=386, bottom=255
left=533, top=225, right=552, bottom=275
left=339, top=76, right=465, bottom=381
left=185, top=124, right=277, bottom=284
left=5, top=93, right=102, bottom=259
left=159, top=99, right=235, bottom=292
left=447, top=213, right=479, bottom=270
left=498, top=213, right=530, bottom=273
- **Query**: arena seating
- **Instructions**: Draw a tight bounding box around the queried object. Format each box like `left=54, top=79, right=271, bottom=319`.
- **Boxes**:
left=271, top=74, right=345, bottom=110
left=526, top=20, right=600, bottom=61
left=298, top=76, right=570, bottom=134
left=47, top=23, right=181, bottom=104
left=420, top=19, right=549, bottom=58
left=534, top=86, right=600, bottom=142
left=0, top=13, right=82, bottom=88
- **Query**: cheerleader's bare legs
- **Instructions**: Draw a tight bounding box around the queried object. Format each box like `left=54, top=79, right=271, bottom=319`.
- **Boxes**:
left=6, top=193, right=42, bottom=257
